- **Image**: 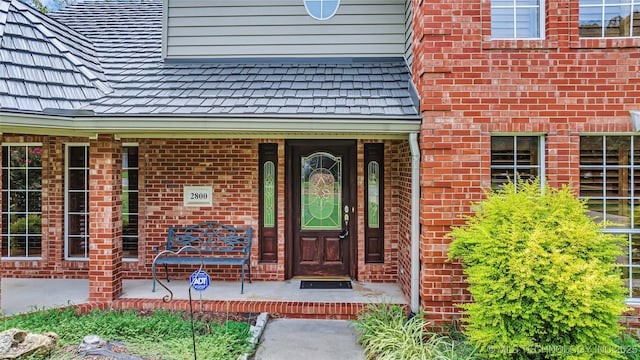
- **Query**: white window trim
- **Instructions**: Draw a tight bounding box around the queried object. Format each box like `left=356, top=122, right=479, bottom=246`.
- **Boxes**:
left=64, top=143, right=89, bottom=261
left=490, top=0, right=546, bottom=40
left=2, top=142, right=44, bottom=260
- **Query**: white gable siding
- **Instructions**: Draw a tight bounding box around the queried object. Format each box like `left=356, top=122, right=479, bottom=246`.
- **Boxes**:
left=164, top=0, right=407, bottom=59
left=404, top=0, right=412, bottom=68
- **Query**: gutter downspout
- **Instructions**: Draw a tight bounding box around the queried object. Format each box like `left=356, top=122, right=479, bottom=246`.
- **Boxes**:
left=409, top=132, right=420, bottom=314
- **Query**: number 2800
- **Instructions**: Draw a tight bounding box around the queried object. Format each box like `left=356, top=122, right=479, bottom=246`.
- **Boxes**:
left=190, top=193, right=208, bottom=200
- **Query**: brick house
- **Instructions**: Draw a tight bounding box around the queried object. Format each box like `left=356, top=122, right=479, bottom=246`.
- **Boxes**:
left=0, top=0, right=639, bottom=322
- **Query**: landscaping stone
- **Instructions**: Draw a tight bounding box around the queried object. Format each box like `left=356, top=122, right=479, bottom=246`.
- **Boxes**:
left=0, top=328, right=58, bottom=359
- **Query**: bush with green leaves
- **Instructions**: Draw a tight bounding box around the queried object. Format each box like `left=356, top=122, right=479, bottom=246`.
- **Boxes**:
left=448, top=180, right=627, bottom=359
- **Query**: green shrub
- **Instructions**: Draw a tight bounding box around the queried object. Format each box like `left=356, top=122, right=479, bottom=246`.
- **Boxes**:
left=353, top=304, right=478, bottom=360
left=448, top=180, right=627, bottom=359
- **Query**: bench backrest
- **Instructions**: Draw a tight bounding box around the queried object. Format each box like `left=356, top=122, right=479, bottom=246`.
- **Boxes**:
left=166, top=222, right=252, bottom=256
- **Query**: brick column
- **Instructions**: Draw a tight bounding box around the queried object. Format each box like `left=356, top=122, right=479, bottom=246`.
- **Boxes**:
left=88, top=134, right=123, bottom=302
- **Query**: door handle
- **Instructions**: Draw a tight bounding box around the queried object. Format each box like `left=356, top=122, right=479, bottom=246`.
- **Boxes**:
left=340, top=205, right=349, bottom=239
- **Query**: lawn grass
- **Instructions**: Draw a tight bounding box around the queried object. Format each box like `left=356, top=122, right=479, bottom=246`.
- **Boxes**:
left=1, top=307, right=253, bottom=360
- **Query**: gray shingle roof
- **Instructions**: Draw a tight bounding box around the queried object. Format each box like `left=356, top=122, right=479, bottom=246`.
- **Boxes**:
left=1, top=0, right=418, bottom=118
left=0, top=0, right=111, bottom=112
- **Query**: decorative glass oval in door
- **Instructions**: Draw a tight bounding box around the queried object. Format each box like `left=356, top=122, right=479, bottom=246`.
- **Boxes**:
left=301, top=152, right=342, bottom=230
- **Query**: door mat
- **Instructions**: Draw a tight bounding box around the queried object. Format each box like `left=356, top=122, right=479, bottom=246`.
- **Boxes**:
left=300, top=280, right=352, bottom=289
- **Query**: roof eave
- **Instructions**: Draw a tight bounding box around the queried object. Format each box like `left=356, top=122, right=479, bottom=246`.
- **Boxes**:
left=0, top=111, right=421, bottom=139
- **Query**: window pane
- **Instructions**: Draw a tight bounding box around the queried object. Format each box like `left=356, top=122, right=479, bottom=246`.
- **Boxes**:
left=123, top=214, right=138, bottom=235
left=127, top=170, right=138, bottom=191
left=29, top=169, right=41, bottom=189
left=493, top=0, right=514, bottom=5
left=605, top=168, right=630, bottom=197
left=491, top=7, right=515, bottom=38
left=516, top=7, right=539, bottom=38
left=68, top=170, right=86, bottom=190
left=68, top=192, right=86, bottom=212
left=125, top=147, right=138, bottom=168
left=368, top=161, right=380, bottom=229
left=604, top=135, right=629, bottom=166
left=28, top=192, right=41, bottom=212
left=67, top=236, right=87, bottom=258
left=28, top=146, right=42, bottom=167
left=605, top=5, right=632, bottom=37
left=28, top=236, right=42, bottom=257
left=633, top=10, right=640, bottom=36
left=491, top=168, right=515, bottom=188
left=321, top=0, right=339, bottom=19
left=516, top=168, right=538, bottom=182
left=263, top=161, right=275, bottom=228
left=68, top=214, right=87, bottom=236
left=10, top=191, right=26, bottom=212
left=301, top=152, right=342, bottom=230
left=516, top=136, right=539, bottom=165
left=580, top=5, right=604, bottom=37
left=10, top=236, right=26, bottom=257
left=10, top=169, right=27, bottom=190
left=9, top=147, right=26, bottom=168
left=580, top=168, right=604, bottom=197
left=68, top=146, right=86, bottom=167
left=491, top=137, right=514, bottom=165
left=586, top=198, right=605, bottom=224
left=581, top=136, right=604, bottom=165
left=606, top=199, right=631, bottom=227
left=123, top=236, right=138, bottom=258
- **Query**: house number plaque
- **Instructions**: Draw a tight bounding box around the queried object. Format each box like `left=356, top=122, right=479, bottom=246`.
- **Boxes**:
left=183, top=186, right=213, bottom=207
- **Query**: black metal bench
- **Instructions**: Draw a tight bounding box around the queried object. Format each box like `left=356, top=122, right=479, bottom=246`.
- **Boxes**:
left=152, top=221, right=253, bottom=294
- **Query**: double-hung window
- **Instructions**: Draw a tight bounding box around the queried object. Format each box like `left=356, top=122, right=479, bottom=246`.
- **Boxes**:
left=2, top=144, right=42, bottom=258
left=491, top=0, right=544, bottom=39
left=579, top=0, right=640, bottom=37
left=491, top=136, right=544, bottom=189
left=580, top=135, right=640, bottom=299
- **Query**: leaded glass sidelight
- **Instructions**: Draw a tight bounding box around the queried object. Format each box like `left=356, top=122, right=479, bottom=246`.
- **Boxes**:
left=367, top=161, right=380, bottom=228
left=301, top=152, right=342, bottom=230
left=263, top=161, right=275, bottom=228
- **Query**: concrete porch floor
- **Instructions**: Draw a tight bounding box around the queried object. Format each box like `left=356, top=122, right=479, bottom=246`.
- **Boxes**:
left=2, top=278, right=408, bottom=317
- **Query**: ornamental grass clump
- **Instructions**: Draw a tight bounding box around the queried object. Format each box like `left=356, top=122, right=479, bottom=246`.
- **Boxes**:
left=448, top=180, right=628, bottom=360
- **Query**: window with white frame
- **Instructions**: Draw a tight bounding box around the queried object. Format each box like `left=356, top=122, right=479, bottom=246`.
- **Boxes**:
left=2, top=144, right=42, bottom=258
left=491, top=136, right=544, bottom=189
left=491, top=0, right=544, bottom=39
left=65, top=145, right=89, bottom=259
left=122, top=146, right=139, bottom=259
left=579, top=0, right=640, bottom=37
left=580, top=135, right=640, bottom=299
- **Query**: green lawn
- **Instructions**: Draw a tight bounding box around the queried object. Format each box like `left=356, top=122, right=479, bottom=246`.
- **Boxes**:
left=1, top=307, right=253, bottom=360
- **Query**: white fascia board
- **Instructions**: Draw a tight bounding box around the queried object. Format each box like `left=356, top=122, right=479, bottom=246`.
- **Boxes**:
left=0, top=112, right=421, bottom=138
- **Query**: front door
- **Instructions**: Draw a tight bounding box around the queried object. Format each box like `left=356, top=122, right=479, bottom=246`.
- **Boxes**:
left=287, top=140, right=356, bottom=277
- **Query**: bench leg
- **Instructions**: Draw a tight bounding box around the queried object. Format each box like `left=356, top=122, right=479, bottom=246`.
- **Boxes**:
left=152, top=262, right=157, bottom=292
left=164, top=263, right=170, bottom=283
left=241, top=263, right=245, bottom=294
left=248, top=261, right=252, bottom=283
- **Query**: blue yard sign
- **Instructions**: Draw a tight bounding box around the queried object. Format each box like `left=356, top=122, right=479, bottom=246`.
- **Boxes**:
left=189, top=270, right=210, bottom=291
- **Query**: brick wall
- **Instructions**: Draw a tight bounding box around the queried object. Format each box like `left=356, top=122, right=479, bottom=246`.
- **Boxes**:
left=0, top=136, right=404, bottom=288
left=411, top=0, right=640, bottom=321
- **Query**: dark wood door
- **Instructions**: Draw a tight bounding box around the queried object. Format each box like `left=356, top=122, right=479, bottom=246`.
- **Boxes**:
left=288, top=140, right=355, bottom=277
